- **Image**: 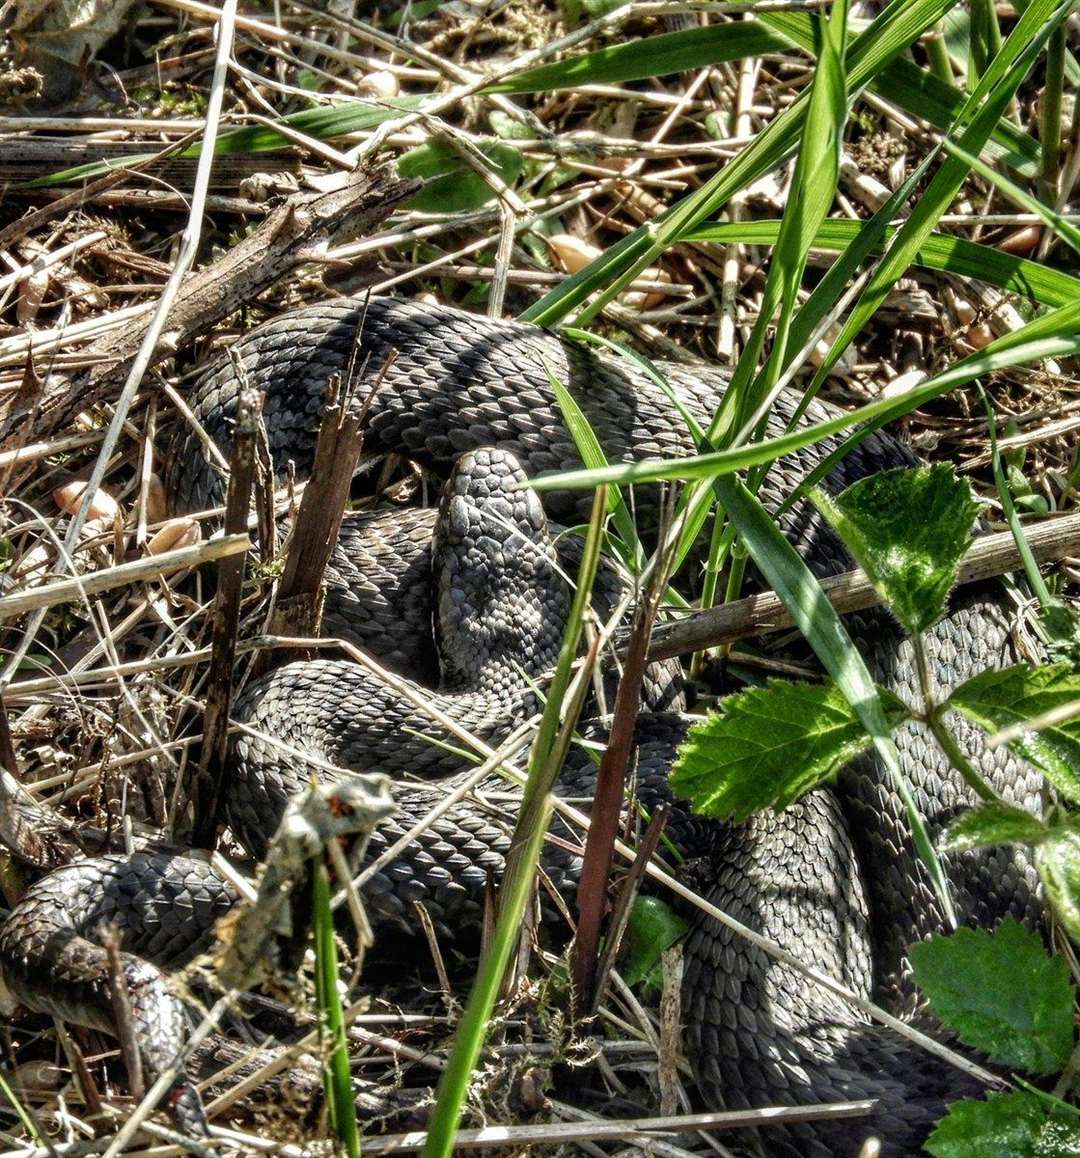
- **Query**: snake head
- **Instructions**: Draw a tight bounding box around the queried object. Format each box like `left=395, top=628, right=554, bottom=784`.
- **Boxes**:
left=432, top=447, right=569, bottom=696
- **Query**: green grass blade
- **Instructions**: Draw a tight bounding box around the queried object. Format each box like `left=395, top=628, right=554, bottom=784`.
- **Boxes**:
left=800, top=0, right=1070, bottom=394
left=526, top=331, right=1080, bottom=492
left=684, top=219, right=1080, bottom=309
left=313, top=859, right=360, bottom=1158
left=763, top=11, right=1039, bottom=174
left=520, top=0, right=958, bottom=327
left=485, top=23, right=792, bottom=93
left=23, top=98, right=424, bottom=187
left=710, top=0, right=849, bottom=444
left=937, top=134, right=1080, bottom=258
left=422, top=491, right=607, bottom=1158
left=545, top=361, right=646, bottom=575
left=714, top=475, right=955, bottom=922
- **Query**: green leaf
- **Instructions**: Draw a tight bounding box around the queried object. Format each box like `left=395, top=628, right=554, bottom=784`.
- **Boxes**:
left=670, top=679, right=910, bottom=820
left=762, top=11, right=1040, bottom=175
left=811, top=465, right=982, bottom=635
left=524, top=330, right=1080, bottom=494
left=545, top=363, right=646, bottom=575
left=910, top=919, right=1075, bottom=1075
left=521, top=0, right=963, bottom=326
left=947, top=664, right=1080, bottom=803
left=925, top=1091, right=1080, bottom=1157
left=621, top=896, right=689, bottom=988
left=709, top=474, right=954, bottom=918
left=796, top=0, right=1070, bottom=406
left=683, top=219, right=1080, bottom=309
left=1036, top=827, right=1080, bottom=946
left=486, top=23, right=791, bottom=93
left=398, top=140, right=523, bottom=213
left=710, top=0, right=848, bottom=444
left=940, top=803, right=1048, bottom=852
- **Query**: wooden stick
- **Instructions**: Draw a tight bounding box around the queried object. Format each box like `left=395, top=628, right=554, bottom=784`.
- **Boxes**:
left=256, top=350, right=390, bottom=672
left=646, top=512, right=1080, bottom=662
left=358, top=1101, right=876, bottom=1153
left=7, top=165, right=416, bottom=442
left=0, top=533, right=249, bottom=621
left=191, top=389, right=261, bottom=849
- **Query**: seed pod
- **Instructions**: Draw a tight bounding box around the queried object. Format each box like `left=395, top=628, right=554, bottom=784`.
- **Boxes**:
left=147, top=517, right=201, bottom=555
left=360, top=70, right=399, bottom=98
left=53, top=480, right=119, bottom=523
left=145, top=472, right=168, bottom=525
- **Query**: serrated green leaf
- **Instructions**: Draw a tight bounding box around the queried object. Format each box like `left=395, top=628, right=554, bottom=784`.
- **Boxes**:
left=940, top=803, right=1048, bottom=852
left=621, top=896, right=689, bottom=988
left=1036, top=828, right=1080, bottom=946
left=948, top=664, right=1080, bottom=803
left=669, top=680, right=910, bottom=820
left=910, top=919, right=1074, bottom=1075
left=398, top=141, right=522, bottom=213
left=925, top=1091, right=1080, bottom=1157
left=811, top=465, right=982, bottom=636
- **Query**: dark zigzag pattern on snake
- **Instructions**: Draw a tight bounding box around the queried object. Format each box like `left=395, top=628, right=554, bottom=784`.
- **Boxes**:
left=0, top=297, right=1044, bottom=1156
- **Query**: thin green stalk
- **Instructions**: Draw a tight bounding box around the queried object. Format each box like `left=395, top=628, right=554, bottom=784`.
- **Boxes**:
left=925, top=26, right=955, bottom=84
left=422, top=489, right=608, bottom=1158
left=1043, top=24, right=1067, bottom=195
left=688, top=508, right=730, bottom=680
left=715, top=474, right=956, bottom=926
left=911, top=632, right=1001, bottom=806
left=313, top=859, right=360, bottom=1158
left=0, top=1070, right=44, bottom=1143
left=928, top=709, right=1003, bottom=804
left=980, top=389, right=1055, bottom=611
left=968, top=0, right=1003, bottom=87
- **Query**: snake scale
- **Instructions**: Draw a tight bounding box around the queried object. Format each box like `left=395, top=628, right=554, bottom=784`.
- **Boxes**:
left=0, top=297, right=1046, bottom=1156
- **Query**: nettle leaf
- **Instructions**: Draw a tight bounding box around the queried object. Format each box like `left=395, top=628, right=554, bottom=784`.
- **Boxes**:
left=948, top=664, right=1080, bottom=803
left=669, top=680, right=910, bottom=821
left=940, top=802, right=1048, bottom=853
left=811, top=464, right=982, bottom=635
left=925, top=1091, right=1080, bottom=1157
left=910, top=919, right=1075, bottom=1075
left=1036, top=827, right=1080, bottom=946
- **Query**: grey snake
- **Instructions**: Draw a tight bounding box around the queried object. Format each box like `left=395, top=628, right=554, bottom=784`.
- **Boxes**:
left=0, top=297, right=1046, bottom=1156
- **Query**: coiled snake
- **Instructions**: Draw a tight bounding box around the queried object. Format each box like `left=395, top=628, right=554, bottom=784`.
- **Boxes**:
left=0, top=298, right=1045, bottom=1156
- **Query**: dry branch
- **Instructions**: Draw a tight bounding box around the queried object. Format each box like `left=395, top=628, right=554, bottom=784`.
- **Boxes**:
left=5, top=164, right=416, bottom=442
left=256, top=352, right=389, bottom=671
left=190, top=387, right=261, bottom=849
left=0, top=533, right=249, bottom=621
left=571, top=495, right=676, bottom=1015
left=359, top=1102, right=876, bottom=1153
left=646, top=512, right=1080, bottom=662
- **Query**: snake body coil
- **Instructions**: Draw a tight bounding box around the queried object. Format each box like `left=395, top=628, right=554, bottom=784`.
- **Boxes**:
left=1, top=298, right=1045, bottom=1155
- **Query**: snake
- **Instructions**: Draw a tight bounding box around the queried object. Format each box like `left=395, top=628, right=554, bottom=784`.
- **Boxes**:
left=0, top=297, right=1046, bottom=1156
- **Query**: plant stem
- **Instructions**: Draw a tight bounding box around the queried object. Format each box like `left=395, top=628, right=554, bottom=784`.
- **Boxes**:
left=1042, top=24, right=1066, bottom=195
left=913, top=632, right=1002, bottom=806
left=925, top=26, right=954, bottom=84
left=313, top=859, right=360, bottom=1158
left=980, top=387, right=1056, bottom=610
left=421, top=488, right=608, bottom=1158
